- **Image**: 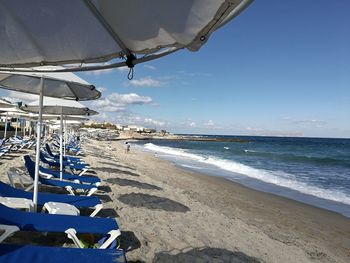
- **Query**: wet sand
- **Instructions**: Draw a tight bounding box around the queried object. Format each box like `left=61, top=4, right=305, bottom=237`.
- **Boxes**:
left=0, top=139, right=349, bottom=263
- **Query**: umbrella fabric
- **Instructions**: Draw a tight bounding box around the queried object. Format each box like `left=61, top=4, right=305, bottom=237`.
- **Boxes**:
left=0, top=98, right=14, bottom=108
left=0, top=0, right=253, bottom=69
left=0, top=71, right=100, bottom=101
left=21, top=97, right=98, bottom=116
left=0, top=70, right=99, bottom=211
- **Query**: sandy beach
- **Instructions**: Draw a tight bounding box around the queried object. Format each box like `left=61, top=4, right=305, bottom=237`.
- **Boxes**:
left=1, top=138, right=349, bottom=263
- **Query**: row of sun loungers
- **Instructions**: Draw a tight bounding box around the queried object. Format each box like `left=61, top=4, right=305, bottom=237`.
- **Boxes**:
left=0, top=136, right=35, bottom=158
left=0, top=137, right=127, bottom=262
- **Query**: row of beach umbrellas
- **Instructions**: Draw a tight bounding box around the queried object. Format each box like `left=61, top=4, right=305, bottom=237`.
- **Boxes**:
left=0, top=1, right=253, bottom=212
left=0, top=72, right=101, bottom=210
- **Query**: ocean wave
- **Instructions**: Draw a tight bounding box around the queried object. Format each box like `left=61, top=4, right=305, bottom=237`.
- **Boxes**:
left=144, top=143, right=350, bottom=205
left=243, top=149, right=350, bottom=168
left=244, top=149, right=256, bottom=153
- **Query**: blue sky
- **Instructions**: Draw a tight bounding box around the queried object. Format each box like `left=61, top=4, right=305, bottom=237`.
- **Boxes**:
left=3, top=0, right=350, bottom=138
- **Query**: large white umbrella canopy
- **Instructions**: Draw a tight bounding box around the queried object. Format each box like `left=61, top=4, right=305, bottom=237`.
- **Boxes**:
left=0, top=0, right=253, bottom=71
left=0, top=71, right=100, bottom=211
left=0, top=71, right=100, bottom=100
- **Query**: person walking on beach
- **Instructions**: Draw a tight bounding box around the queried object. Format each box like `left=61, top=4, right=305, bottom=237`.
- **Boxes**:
left=125, top=141, right=130, bottom=153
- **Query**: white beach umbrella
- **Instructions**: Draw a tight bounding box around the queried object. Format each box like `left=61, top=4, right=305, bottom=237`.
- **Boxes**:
left=0, top=104, right=25, bottom=139
left=21, top=97, right=98, bottom=116
left=0, top=98, right=14, bottom=108
left=0, top=0, right=253, bottom=72
left=0, top=98, right=17, bottom=138
left=0, top=71, right=100, bottom=210
left=21, top=97, right=98, bottom=181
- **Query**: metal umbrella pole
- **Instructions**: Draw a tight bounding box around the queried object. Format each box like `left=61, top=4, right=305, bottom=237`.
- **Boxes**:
left=32, top=77, right=44, bottom=211
left=64, top=119, right=67, bottom=157
left=3, top=112, right=8, bottom=139
left=15, top=118, right=18, bottom=137
left=60, top=112, right=63, bottom=180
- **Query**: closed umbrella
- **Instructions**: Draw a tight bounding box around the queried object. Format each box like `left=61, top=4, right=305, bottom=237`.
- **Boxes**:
left=0, top=0, right=253, bottom=72
left=0, top=71, right=101, bottom=210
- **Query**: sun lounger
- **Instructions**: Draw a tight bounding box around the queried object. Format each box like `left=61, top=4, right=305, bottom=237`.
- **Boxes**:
left=40, top=152, right=89, bottom=176
left=39, top=165, right=100, bottom=186
left=0, top=204, right=122, bottom=249
left=45, top=143, right=83, bottom=163
left=23, top=156, right=98, bottom=196
left=42, top=148, right=85, bottom=164
left=0, top=243, right=127, bottom=263
left=0, top=181, right=102, bottom=217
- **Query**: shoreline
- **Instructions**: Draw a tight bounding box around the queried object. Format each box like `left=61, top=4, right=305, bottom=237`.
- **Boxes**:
left=105, top=140, right=350, bottom=262
left=1, top=139, right=349, bottom=262
left=134, top=141, right=350, bottom=218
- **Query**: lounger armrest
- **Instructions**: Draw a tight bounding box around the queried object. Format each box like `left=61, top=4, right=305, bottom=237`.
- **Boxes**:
left=65, top=228, right=84, bottom=248
left=89, top=204, right=103, bottom=217
left=39, top=170, right=53, bottom=179
left=65, top=186, right=75, bottom=196
left=0, top=224, right=20, bottom=242
left=87, top=187, right=98, bottom=196
left=99, top=229, right=121, bottom=249
left=65, top=228, right=122, bottom=250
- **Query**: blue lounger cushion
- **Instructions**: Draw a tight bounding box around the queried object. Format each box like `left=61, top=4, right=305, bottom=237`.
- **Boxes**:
left=0, top=204, right=118, bottom=234
left=45, top=144, right=82, bottom=162
left=24, top=156, right=97, bottom=191
left=0, top=243, right=126, bottom=263
left=39, top=166, right=100, bottom=185
left=40, top=152, right=88, bottom=170
left=0, top=181, right=101, bottom=208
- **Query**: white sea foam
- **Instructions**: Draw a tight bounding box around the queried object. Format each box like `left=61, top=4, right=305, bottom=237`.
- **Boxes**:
left=180, top=164, right=204, bottom=170
left=144, top=143, right=350, bottom=205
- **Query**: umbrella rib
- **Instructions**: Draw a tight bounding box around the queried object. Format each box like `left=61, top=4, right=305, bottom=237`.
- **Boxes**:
left=83, top=0, right=131, bottom=57
left=0, top=48, right=180, bottom=73
left=67, top=83, right=80, bottom=101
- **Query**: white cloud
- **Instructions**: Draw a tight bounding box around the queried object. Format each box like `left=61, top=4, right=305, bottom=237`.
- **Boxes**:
left=97, top=87, right=107, bottom=92
left=143, top=65, right=156, bottom=70
left=5, top=91, right=38, bottom=103
left=81, top=63, right=129, bottom=76
left=189, top=122, right=196, bottom=127
left=91, top=93, right=152, bottom=112
left=204, top=120, right=214, bottom=127
left=292, top=119, right=327, bottom=127
left=91, top=111, right=165, bottom=129
left=144, top=118, right=165, bottom=127
left=128, top=77, right=164, bottom=88
left=117, top=67, right=129, bottom=73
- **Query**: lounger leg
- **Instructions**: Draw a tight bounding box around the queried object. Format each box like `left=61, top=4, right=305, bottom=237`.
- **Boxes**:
left=65, top=186, right=75, bottom=195
left=65, top=228, right=84, bottom=248
left=78, top=168, right=88, bottom=176
left=99, top=229, right=122, bottom=249
left=89, top=204, right=103, bottom=217
left=87, top=187, right=98, bottom=196
left=0, top=224, right=20, bottom=242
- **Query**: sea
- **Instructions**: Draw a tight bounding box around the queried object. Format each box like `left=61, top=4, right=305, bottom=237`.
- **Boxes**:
left=133, top=135, right=350, bottom=218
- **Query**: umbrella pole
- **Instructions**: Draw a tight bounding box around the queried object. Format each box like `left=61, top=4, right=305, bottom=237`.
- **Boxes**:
left=60, top=113, right=63, bottom=180
left=23, top=120, right=25, bottom=137
left=15, top=118, right=18, bottom=137
left=33, top=78, right=44, bottom=211
left=64, top=119, right=67, bottom=157
left=4, top=112, right=8, bottom=139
